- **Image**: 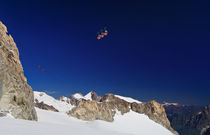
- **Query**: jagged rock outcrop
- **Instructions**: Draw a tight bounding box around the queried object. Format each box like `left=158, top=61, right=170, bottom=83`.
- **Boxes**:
left=68, top=100, right=115, bottom=122
left=67, top=92, right=177, bottom=134
left=35, top=99, right=59, bottom=112
left=100, top=94, right=176, bottom=134
left=69, top=93, right=86, bottom=106
left=0, top=21, right=37, bottom=120
left=100, top=94, right=130, bottom=114
left=131, top=100, right=178, bottom=135
left=90, top=91, right=102, bottom=102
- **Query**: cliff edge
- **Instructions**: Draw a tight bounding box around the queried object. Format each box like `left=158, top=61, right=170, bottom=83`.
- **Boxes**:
left=0, top=21, right=37, bottom=120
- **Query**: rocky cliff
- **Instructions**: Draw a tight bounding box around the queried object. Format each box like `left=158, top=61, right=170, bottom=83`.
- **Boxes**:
left=0, top=21, right=37, bottom=120
left=131, top=100, right=178, bottom=135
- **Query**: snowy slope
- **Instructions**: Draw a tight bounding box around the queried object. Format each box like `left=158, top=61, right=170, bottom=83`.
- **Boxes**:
left=115, top=95, right=142, bottom=103
left=0, top=108, right=174, bottom=135
left=97, top=110, right=173, bottom=135
left=34, top=91, right=74, bottom=112
left=0, top=91, right=175, bottom=135
left=0, top=108, right=128, bottom=135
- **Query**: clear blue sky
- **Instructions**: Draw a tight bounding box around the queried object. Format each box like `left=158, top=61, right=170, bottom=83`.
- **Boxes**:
left=0, top=0, right=209, bottom=105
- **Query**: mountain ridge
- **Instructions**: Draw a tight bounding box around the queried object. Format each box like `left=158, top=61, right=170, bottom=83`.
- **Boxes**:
left=34, top=90, right=178, bottom=135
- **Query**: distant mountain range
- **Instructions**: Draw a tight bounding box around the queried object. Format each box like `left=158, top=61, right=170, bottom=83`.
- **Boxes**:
left=163, top=103, right=210, bottom=135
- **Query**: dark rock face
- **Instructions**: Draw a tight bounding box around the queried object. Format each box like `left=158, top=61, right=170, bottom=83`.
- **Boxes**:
left=35, top=99, right=59, bottom=112
left=195, top=105, right=210, bottom=129
left=203, top=127, right=210, bottom=135
left=190, top=105, right=210, bottom=135
left=0, top=21, right=37, bottom=120
left=164, top=104, right=210, bottom=135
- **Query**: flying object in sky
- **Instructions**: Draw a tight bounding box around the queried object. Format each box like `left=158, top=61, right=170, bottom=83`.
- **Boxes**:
left=97, top=28, right=108, bottom=40
left=38, top=65, right=45, bottom=72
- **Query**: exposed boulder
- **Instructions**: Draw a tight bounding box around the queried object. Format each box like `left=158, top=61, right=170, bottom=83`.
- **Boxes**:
left=0, top=21, right=37, bottom=120
left=35, top=99, right=59, bottom=112
left=68, top=100, right=115, bottom=122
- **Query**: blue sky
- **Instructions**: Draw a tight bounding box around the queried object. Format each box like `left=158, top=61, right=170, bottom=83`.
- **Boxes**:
left=0, top=0, right=209, bottom=105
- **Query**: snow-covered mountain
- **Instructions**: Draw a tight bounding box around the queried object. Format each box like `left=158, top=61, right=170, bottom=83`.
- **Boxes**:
left=0, top=91, right=177, bottom=135
left=34, top=91, right=74, bottom=112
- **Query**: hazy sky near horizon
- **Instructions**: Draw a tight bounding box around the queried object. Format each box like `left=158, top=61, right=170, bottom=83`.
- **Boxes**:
left=0, top=0, right=209, bottom=105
